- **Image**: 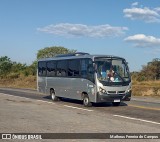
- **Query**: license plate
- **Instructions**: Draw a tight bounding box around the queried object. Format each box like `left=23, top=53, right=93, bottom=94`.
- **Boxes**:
left=114, top=99, right=120, bottom=102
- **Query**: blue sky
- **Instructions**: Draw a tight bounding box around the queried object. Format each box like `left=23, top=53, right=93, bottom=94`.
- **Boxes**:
left=0, top=0, right=160, bottom=71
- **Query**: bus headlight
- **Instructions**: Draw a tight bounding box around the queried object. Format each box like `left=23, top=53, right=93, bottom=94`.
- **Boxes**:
left=127, top=88, right=132, bottom=93
left=99, top=87, right=106, bottom=94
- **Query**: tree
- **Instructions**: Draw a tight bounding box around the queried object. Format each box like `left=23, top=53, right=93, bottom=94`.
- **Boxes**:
left=26, top=61, right=37, bottom=76
left=11, top=62, right=27, bottom=73
left=133, top=58, right=160, bottom=81
left=141, top=58, right=160, bottom=80
left=37, top=46, right=76, bottom=59
left=150, top=58, right=160, bottom=80
left=0, top=56, right=13, bottom=78
left=10, top=61, right=37, bottom=77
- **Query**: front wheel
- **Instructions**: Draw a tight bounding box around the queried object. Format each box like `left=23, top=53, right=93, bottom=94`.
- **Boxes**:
left=50, top=89, right=58, bottom=101
left=112, top=102, right=121, bottom=106
left=83, top=94, right=92, bottom=107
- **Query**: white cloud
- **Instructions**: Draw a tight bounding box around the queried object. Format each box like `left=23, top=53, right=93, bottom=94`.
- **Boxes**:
left=124, top=34, right=160, bottom=47
left=131, top=2, right=138, bottom=7
left=37, top=23, right=128, bottom=38
left=154, top=7, right=160, bottom=12
left=123, top=3, right=160, bottom=23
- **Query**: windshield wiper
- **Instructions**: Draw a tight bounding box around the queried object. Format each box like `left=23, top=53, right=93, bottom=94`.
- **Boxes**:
left=114, top=71, right=125, bottom=82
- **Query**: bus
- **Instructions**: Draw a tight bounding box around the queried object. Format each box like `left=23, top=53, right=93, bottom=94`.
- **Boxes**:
left=37, top=52, right=131, bottom=107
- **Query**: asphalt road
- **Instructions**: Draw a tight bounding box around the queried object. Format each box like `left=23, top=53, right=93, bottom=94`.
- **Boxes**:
left=0, top=88, right=160, bottom=141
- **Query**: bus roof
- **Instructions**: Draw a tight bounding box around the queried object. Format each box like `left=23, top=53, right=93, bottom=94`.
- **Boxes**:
left=38, top=53, right=125, bottom=62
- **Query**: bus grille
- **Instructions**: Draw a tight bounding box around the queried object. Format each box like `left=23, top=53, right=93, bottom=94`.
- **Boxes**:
left=107, top=91, right=125, bottom=94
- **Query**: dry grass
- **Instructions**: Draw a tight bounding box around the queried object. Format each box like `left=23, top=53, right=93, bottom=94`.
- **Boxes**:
left=132, top=80, right=160, bottom=87
left=0, top=75, right=36, bottom=89
left=132, top=80, right=160, bottom=97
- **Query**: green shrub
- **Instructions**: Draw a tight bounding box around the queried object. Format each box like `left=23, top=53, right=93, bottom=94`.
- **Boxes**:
left=7, top=73, right=19, bottom=79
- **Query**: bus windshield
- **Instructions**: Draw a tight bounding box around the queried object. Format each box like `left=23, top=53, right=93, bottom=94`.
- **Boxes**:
left=95, top=58, right=130, bottom=83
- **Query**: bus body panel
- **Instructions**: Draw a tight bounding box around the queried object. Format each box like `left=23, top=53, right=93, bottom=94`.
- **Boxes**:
left=43, top=77, right=97, bottom=102
left=38, top=76, right=47, bottom=94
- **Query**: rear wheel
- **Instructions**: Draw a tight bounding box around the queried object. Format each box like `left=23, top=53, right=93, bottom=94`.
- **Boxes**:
left=112, top=102, right=121, bottom=106
left=83, top=94, right=92, bottom=107
left=50, top=89, right=58, bottom=101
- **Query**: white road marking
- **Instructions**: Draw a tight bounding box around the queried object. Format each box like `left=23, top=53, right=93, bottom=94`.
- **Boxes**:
left=0, top=93, right=93, bottom=112
left=36, top=99, right=55, bottom=104
left=131, top=98, right=136, bottom=100
left=114, top=114, right=160, bottom=125
left=0, top=93, right=55, bottom=104
left=0, top=93, right=31, bottom=100
left=64, top=105, right=93, bottom=112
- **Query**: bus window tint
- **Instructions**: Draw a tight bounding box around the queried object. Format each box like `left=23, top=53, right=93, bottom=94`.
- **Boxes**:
left=38, top=61, right=46, bottom=76
left=57, top=60, right=67, bottom=77
left=81, top=59, right=94, bottom=82
left=81, top=59, right=87, bottom=78
left=88, top=59, right=94, bottom=82
left=47, top=61, right=56, bottom=77
left=68, top=60, right=80, bottom=77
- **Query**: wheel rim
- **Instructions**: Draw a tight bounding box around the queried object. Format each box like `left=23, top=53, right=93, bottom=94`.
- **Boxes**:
left=51, top=92, right=55, bottom=100
left=84, top=97, right=89, bottom=105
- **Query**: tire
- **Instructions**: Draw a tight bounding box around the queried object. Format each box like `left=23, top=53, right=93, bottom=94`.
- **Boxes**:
left=83, top=94, right=92, bottom=107
left=112, top=102, right=121, bottom=106
left=50, top=89, right=58, bottom=101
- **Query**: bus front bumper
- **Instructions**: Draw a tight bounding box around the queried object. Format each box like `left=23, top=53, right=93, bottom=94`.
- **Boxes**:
left=97, top=91, right=131, bottom=103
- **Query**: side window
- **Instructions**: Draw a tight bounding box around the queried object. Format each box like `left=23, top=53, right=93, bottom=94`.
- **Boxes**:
left=81, top=59, right=94, bottom=82
left=38, top=61, right=46, bottom=77
left=68, top=60, right=80, bottom=77
left=57, top=60, right=67, bottom=77
left=81, top=59, right=88, bottom=78
left=47, top=61, right=56, bottom=77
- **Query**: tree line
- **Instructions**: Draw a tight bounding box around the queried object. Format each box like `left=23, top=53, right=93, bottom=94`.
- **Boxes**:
left=0, top=56, right=37, bottom=79
left=0, top=46, right=159, bottom=81
left=132, top=58, right=160, bottom=81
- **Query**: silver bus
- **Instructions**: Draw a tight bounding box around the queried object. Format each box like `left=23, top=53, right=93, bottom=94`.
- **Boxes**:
left=37, top=52, right=131, bottom=107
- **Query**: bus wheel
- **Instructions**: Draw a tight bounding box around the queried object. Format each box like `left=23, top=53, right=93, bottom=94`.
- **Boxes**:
left=50, top=89, right=58, bottom=101
left=112, top=102, right=120, bottom=106
left=83, top=94, right=92, bottom=107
